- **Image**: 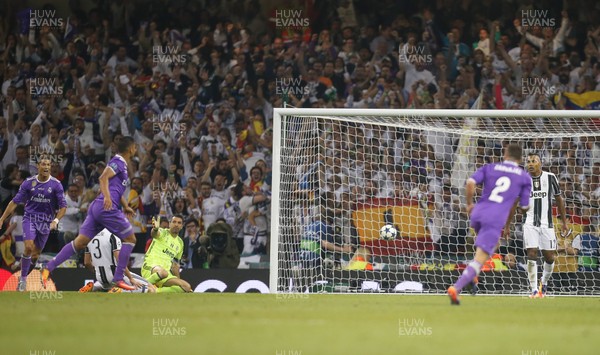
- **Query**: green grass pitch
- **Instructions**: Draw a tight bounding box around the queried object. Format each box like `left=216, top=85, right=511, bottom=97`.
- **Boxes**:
left=3, top=292, right=599, bottom=355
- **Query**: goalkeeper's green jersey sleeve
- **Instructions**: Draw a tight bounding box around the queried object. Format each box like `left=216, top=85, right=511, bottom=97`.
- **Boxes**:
left=144, top=228, right=184, bottom=270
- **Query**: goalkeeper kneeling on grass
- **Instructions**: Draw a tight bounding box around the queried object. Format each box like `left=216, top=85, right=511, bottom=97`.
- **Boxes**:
left=143, top=215, right=192, bottom=293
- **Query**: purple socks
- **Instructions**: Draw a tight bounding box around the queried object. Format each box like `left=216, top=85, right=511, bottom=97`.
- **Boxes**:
left=454, top=261, right=482, bottom=292
left=47, top=241, right=77, bottom=271
left=112, top=243, right=134, bottom=282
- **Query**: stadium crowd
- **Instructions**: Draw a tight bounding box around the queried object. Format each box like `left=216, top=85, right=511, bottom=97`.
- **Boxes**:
left=0, top=0, right=598, bottom=272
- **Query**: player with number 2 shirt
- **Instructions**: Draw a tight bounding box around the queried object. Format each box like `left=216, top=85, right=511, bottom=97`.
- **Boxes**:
left=448, top=144, right=532, bottom=305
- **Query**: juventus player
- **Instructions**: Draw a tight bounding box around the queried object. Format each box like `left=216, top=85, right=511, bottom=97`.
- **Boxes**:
left=521, top=153, right=569, bottom=298
left=79, top=229, right=153, bottom=293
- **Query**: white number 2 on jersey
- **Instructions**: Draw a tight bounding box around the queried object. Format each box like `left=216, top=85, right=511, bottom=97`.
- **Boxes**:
left=489, top=176, right=511, bottom=203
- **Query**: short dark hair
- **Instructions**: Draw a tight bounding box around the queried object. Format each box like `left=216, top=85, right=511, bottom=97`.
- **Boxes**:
left=37, top=154, right=51, bottom=164
left=505, top=143, right=522, bottom=161
left=172, top=214, right=184, bottom=222
left=185, top=218, right=199, bottom=227
left=117, top=136, right=135, bottom=153
left=527, top=152, right=541, bottom=161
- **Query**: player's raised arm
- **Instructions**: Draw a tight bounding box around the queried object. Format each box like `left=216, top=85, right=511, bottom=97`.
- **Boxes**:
left=150, top=217, right=160, bottom=238
left=99, top=165, right=117, bottom=210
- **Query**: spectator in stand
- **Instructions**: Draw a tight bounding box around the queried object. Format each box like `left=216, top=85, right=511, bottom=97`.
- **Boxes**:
left=182, top=218, right=203, bottom=269
left=60, top=183, right=85, bottom=246
left=564, top=225, right=600, bottom=272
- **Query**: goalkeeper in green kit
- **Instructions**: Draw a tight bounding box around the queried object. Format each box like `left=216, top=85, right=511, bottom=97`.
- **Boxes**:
left=143, top=215, right=192, bottom=293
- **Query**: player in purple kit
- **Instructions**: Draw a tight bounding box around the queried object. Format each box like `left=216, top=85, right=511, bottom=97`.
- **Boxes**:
left=0, top=156, right=67, bottom=291
left=42, top=137, right=138, bottom=291
left=448, top=144, right=532, bottom=305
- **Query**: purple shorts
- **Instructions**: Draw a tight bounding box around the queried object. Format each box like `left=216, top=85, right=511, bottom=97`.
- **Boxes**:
left=79, top=200, right=134, bottom=240
left=470, top=209, right=504, bottom=255
left=22, top=217, right=51, bottom=250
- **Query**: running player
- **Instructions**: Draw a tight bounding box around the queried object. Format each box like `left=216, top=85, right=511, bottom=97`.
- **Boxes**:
left=448, top=144, right=532, bottom=305
left=0, top=156, right=66, bottom=291
left=42, top=137, right=138, bottom=290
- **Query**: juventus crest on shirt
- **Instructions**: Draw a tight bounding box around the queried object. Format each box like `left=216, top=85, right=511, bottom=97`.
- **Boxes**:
left=525, top=171, right=561, bottom=228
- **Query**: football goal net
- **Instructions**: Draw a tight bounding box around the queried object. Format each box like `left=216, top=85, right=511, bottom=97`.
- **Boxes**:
left=270, top=108, right=600, bottom=295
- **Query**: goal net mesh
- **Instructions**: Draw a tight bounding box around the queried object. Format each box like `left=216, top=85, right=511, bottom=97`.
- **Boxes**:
left=272, top=111, right=600, bottom=295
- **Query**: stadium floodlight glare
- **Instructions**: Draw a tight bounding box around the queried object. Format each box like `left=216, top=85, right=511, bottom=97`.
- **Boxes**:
left=270, top=108, right=600, bottom=295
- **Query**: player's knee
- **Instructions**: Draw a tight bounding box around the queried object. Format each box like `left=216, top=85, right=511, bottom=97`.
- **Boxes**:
left=23, top=244, right=34, bottom=256
left=73, top=237, right=88, bottom=250
left=526, top=249, right=538, bottom=259
left=157, top=269, right=168, bottom=279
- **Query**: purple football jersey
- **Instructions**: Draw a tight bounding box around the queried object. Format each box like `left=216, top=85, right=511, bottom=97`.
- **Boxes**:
left=13, top=176, right=67, bottom=221
left=470, top=161, right=532, bottom=226
left=95, top=154, right=129, bottom=207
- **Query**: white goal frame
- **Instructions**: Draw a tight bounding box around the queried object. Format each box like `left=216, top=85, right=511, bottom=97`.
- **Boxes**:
left=269, top=108, right=600, bottom=294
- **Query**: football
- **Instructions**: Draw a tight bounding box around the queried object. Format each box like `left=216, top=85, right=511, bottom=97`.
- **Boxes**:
left=379, top=224, right=397, bottom=240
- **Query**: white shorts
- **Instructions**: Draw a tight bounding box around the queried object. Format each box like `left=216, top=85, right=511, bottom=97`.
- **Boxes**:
left=523, top=224, right=557, bottom=250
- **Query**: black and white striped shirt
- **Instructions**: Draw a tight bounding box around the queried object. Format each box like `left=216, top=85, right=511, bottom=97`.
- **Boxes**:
left=525, top=171, right=561, bottom=228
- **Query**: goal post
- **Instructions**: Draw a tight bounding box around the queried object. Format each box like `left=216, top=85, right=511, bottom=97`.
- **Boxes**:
left=270, top=109, right=600, bottom=295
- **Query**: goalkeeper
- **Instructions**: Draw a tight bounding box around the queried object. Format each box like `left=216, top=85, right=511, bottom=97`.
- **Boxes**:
left=142, top=215, right=192, bottom=293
